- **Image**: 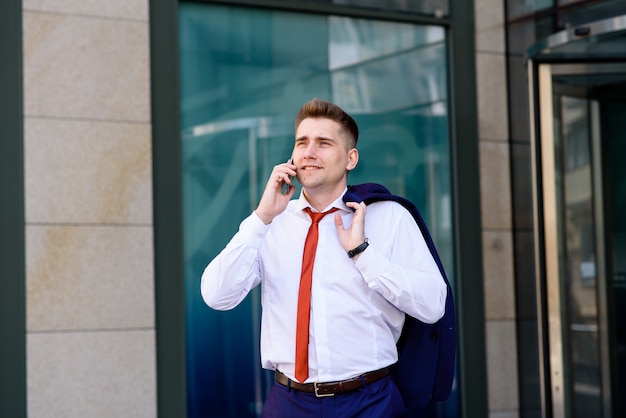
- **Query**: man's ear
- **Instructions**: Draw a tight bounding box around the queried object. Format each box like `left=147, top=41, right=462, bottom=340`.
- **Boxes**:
left=346, top=148, right=359, bottom=171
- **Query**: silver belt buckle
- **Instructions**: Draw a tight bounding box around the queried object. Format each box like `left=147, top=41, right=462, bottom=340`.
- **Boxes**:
left=314, top=382, right=335, bottom=398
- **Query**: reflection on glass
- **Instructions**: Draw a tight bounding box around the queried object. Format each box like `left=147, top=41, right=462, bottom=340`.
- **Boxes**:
left=556, top=95, right=601, bottom=418
left=180, top=3, right=455, bottom=417
left=558, top=0, right=626, bottom=29
left=329, top=17, right=444, bottom=69
left=507, top=16, right=553, bottom=58
left=506, top=0, right=552, bottom=20
left=329, top=17, right=446, bottom=114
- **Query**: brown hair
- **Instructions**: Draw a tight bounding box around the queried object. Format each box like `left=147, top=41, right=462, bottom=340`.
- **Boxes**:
left=294, top=98, right=359, bottom=149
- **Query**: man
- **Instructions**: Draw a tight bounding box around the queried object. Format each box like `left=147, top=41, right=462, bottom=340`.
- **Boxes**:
left=201, top=98, right=447, bottom=417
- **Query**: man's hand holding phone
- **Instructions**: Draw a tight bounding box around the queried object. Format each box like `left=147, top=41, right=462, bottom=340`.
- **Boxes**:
left=255, top=158, right=297, bottom=225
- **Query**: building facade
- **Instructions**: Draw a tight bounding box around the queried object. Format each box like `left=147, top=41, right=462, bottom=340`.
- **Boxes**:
left=0, top=0, right=623, bottom=417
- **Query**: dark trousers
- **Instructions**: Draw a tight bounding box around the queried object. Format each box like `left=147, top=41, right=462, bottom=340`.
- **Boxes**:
left=262, top=375, right=405, bottom=418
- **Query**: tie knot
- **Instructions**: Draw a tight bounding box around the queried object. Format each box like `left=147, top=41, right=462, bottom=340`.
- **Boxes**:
left=304, top=207, right=338, bottom=224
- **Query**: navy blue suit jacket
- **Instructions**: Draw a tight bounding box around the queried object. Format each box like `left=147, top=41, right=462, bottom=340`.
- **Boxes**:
left=343, top=183, right=456, bottom=409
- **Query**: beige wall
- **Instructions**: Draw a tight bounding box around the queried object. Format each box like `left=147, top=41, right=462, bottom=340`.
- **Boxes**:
left=475, top=0, right=520, bottom=417
left=22, top=1, right=156, bottom=416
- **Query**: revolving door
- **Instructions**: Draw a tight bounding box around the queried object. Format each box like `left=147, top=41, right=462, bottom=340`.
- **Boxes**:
left=528, top=15, right=626, bottom=418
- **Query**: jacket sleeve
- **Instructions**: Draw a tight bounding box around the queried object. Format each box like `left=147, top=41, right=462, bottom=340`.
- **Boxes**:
left=355, top=203, right=447, bottom=324
left=200, top=212, right=268, bottom=310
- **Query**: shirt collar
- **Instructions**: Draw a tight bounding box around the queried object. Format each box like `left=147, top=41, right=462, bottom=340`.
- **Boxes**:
left=294, top=188, right=350, bottom=214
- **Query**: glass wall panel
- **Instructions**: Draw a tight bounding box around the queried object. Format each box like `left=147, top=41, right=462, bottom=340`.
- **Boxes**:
left=180, top=3, right=455, bottom=416
left=556, top=95, right=601, bottom=418
left=507, top=0, right=553, bottom=20
left=507, top=17, right=553, bottom=418
left=507, top=17, right=553, bottom=144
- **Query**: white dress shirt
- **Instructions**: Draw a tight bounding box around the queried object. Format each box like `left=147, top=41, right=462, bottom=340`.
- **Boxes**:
left=201, top=189, right=447, bottom=383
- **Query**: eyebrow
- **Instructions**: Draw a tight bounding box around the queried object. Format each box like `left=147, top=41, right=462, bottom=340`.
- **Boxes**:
left=295, top=135, right=337, bottom=143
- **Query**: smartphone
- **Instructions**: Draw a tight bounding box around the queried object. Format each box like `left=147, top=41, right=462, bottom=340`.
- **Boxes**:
left=282, top=157, right=293, bottom=195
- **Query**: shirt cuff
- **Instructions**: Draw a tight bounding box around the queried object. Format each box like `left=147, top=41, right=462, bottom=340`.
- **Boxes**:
left=353, top=242, right=385, bottom=289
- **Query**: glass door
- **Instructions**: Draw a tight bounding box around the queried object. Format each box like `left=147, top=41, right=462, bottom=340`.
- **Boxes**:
left=529, top=61, right=626, bottom=418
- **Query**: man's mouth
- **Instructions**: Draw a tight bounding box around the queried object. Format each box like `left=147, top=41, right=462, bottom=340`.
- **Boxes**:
left=302, top=166, right=321, bottom=170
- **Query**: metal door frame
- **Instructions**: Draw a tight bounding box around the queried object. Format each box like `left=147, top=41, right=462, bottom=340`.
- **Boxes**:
left=529, top=57, right=626, bottom=418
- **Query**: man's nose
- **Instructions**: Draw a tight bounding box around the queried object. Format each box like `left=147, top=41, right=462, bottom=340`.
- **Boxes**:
left=303, top=143, right=317, bottom=158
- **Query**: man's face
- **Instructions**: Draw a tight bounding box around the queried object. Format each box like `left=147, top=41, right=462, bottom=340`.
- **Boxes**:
left=293, top=117, right=358, bottom=195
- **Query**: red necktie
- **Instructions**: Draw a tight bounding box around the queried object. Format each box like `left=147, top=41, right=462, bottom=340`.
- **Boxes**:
left=294, top=207, right=339, bottom=383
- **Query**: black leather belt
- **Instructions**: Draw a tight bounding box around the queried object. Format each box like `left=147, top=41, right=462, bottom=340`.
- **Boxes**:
left=274, top=368, right=391, bottom=398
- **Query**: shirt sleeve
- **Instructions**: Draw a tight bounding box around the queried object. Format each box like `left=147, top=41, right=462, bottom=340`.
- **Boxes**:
left=200, top=211, right=269, bottom=310
left=354, top=203, right=447, bottom=324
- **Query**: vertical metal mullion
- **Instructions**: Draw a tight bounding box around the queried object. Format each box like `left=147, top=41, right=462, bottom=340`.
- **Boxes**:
left=0, top=0, right=26, bottom=416
left=536, top=63, right=565, bottom=418
left=150, top=0, right=187, bottom=417
left=448, top=0, right=488, bottom=416
left=590, top=99, right=612, bottom=418
left=528, top=58, right=553, bottom=418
